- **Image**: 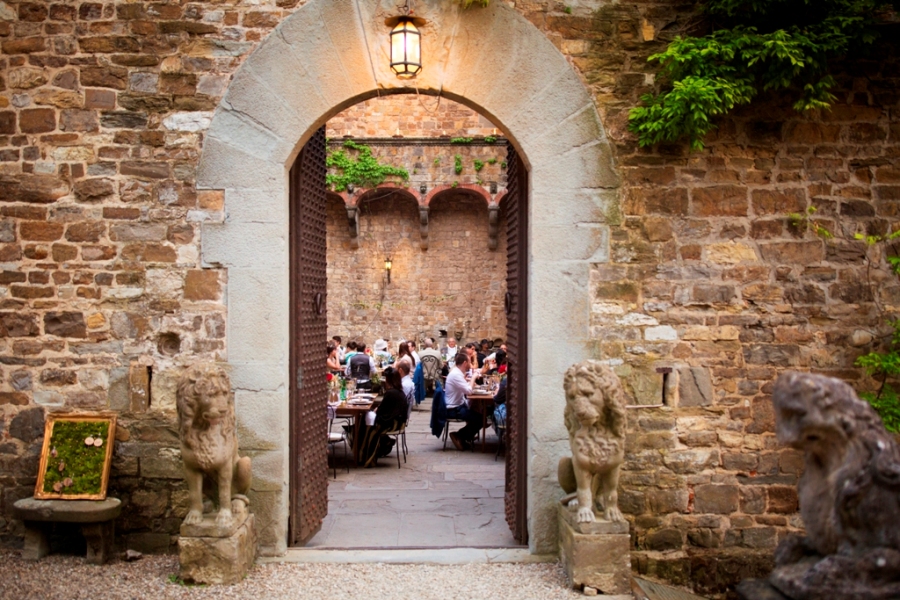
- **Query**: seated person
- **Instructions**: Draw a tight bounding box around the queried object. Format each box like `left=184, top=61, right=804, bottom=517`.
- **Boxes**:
left=396, top=341, right=416, bottom=370
left=360, top=367, right=408, bottom=467
left=332, top=335, right=345, bottom=364
left=492, top=357, right=508, bottom=436
left=397, top=361, right=415, bottom=409
left=373, top=338, right=393, bottom=365
left=346, top=342, right=376, bottom=389
left=445, top=353, right=482, bottom=451
left=343, top=341, right=358, bottom=363
left=327, top=341, right=341, bottom=372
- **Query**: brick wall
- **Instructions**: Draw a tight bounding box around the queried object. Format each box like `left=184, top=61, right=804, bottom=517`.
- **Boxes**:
left=327, top=96, right=499, bottom=139
left=326, top=190, right=507, bottom=345
left=0, top=1, right=897, bottom=593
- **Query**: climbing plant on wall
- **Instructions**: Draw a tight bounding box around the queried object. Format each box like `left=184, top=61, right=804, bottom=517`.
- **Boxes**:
left=628, top=0, right=900, bottom=150
left=326, top=140, right=409, bottom=192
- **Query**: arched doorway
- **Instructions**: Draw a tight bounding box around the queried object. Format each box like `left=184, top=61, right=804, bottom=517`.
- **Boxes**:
left=197, top=0, right=619, bottom=556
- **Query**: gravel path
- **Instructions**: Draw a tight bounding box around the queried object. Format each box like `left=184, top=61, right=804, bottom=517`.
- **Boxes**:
left=0, top=551, right=585, bottom=600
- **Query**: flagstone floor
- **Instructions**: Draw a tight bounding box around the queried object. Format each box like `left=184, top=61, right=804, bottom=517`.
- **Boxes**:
left=308, top=398, right=520, bottom=549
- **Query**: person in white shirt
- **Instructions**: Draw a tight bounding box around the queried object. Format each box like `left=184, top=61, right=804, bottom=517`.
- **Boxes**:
left=444, top=337, right=458, bottom=361
left=408, top=339, right=421, bottom=365
left=444, top=353, right=481, bottom=451
left=397, top=361, right=415, bottom=410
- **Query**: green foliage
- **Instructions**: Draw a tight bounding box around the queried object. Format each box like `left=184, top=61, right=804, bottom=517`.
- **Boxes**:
left=853, top=229, right=900, bottom=431
left=500, top=160, right=507, bottom=169
left=860, top=388, right=900, bottom=432
left=484, top=136, right=497, bottom=143
left=856, top=319, right=900, bottom=433
left=450, top=137, right=474, bottom=144
left=564, top=5, right=573, bottom=13
left=326, top=140, right=409, bottom=192
left=454, top=154, right=463, bottom=175
left=433, top=157, right=441, bottom=166
left=787, top=206, right=833, bottom=238
left=42, top=420, right=110, bottom=495
left=459, top=0, right=490, bottom=7
left=486, top=157, right=498, bottom=165
left=628, top=0, right=897, bottom=150
left=451, top=181, right=459, bottom=188
left=473, top=159, right=485, bottom=172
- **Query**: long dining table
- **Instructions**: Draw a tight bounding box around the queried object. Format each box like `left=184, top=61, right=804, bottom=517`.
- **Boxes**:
left=466, top=391, right=495, bottom=453
left=334, top=397, right=375, bottom=464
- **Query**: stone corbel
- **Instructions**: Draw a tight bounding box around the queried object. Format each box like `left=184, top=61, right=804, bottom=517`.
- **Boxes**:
left=488, top=205, right=500, bottom=251
left=418, top=205, right=429, bottom=251
left=346, top=206, right=359, bottom=249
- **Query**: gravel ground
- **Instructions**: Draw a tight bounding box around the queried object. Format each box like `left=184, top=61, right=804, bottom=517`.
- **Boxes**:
left=0, top=551, right=586, bottom=600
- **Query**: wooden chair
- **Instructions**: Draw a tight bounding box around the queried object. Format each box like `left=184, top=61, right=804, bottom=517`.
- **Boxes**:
left=382, top=397, right=414, bottom=468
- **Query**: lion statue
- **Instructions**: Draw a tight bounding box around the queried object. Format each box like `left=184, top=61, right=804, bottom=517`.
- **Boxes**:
left=557, top=360, right=627, bottom=523
left=176, top=364, right=252, bottom=528
left=738, top=371, right=900, bottom=600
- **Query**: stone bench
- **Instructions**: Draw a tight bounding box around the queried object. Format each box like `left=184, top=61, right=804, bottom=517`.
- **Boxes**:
left=13, top=497, right=122, bottom=565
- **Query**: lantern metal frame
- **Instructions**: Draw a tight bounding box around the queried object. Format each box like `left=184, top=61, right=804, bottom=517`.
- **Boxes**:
left=385, top=11, right=425, bottom=80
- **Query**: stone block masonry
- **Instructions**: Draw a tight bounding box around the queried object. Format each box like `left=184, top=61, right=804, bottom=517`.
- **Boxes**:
left=0, top=1, right=896, bottom=596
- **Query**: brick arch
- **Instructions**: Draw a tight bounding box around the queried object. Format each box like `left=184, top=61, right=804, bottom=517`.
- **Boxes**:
left=196, top=0, right=619, bottom=556
left=424, top=184, right=492, bottom=208
left=351, top=183, right=420, bottom=208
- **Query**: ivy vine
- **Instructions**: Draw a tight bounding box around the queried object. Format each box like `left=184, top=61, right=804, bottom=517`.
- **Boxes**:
left=454, top=154, right=463, bottom=174
left=326, top=140, right=409, bottom=192
left=628, top=0, right=899, bottom=150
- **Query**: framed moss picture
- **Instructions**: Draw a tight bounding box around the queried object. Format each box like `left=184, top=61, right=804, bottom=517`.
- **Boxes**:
left=34, top=413, right=117, bottom=500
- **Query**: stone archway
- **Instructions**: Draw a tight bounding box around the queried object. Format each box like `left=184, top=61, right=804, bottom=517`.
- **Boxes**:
left=197, top=0, right=619, bottom=555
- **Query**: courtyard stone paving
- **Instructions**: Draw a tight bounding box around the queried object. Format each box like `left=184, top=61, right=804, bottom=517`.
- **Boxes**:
left=309, top=397, right=518, bottom=548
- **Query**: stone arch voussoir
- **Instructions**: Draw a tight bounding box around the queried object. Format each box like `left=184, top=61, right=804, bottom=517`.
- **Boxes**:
left=196, top=0, right=619, bottom=556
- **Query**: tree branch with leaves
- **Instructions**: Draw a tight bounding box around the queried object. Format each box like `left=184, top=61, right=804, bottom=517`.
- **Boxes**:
left=628, top=0, right=899, bottom=150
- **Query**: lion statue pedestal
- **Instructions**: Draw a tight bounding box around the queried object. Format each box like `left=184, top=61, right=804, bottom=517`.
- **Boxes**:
left=557, top=360, right=631, bottom=596
left=175, top=364, right=257, bottom=585
left=737, top=372, right=900, bottom=600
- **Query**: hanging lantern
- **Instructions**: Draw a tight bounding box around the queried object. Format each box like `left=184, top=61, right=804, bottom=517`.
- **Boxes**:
left=386, top=11, right=425, bottom=80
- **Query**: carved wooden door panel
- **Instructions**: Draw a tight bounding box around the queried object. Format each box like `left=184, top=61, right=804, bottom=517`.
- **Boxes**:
left=504, top=142, right=529, bottom=544
left=289, top=126, right=329, bottom=545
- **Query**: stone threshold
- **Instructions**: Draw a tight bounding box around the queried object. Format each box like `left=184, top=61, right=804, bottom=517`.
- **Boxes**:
left=260, top=547, right=551, bottom=565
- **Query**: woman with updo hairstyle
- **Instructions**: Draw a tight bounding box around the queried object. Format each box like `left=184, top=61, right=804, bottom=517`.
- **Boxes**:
left=327, top=342, right=341, bottom=372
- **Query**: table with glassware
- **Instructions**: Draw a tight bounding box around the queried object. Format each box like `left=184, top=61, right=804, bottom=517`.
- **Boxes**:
left=329, top=383, right=379, bottom=464
left=467, top=375, right=501, bottom=453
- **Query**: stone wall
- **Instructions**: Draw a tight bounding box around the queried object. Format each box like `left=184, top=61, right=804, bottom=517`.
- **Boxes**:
left=326, top=95, right=499, bottom=139
left=326, top=189, right=508, bottom=345
left=0, top=0, right=897, bottom=595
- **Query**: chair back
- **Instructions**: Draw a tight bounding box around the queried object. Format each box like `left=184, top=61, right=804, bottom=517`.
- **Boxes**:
left=420, top=355, right=441, bottom=382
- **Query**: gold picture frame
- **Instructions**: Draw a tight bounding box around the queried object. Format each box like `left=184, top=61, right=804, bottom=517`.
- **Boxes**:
left=34, top=413, right=117, bottom=501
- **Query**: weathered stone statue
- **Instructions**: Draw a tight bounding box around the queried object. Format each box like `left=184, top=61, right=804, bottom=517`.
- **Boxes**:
left=176, top=363, right=252, bottom=528
left=558, top=360, right=627, bottom=523
left=738, top=371, right=900, bottom=600
left=556, top=360, right=630, bottom=595
left=176, top=364, right=257, bottom=585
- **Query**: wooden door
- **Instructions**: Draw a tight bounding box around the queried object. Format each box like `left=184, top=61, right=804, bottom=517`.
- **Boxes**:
left=289, top=126, right=329, bottom=545
left=503, top=142, right=529, bottom=544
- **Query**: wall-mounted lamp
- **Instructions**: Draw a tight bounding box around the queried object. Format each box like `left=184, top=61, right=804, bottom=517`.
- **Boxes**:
left=386, top=1, right=424, bottom=79
left=384, top=257, right=393, bottom=283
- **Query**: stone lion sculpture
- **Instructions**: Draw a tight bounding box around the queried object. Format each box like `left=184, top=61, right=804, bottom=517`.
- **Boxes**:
left=176, top=364, right=252, bottom=528
left=739, top=371, right=900, bottom=599
left=557, top=360, right=627, bottom=523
